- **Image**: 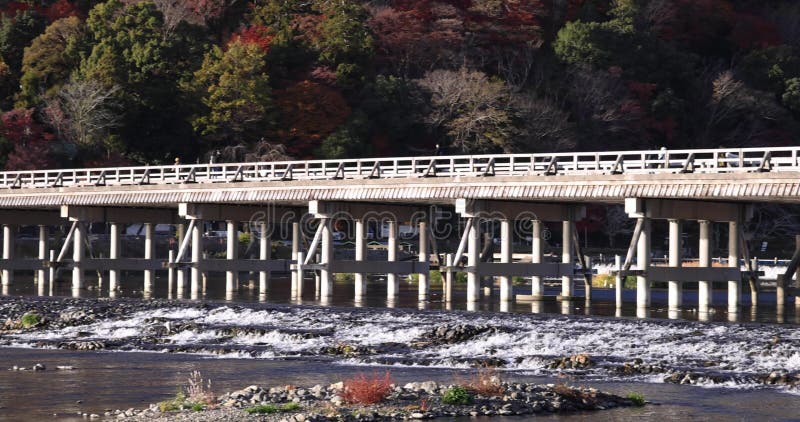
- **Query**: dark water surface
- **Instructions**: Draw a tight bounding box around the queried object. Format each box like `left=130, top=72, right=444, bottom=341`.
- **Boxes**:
left=2, top=348, right=800, bottom=422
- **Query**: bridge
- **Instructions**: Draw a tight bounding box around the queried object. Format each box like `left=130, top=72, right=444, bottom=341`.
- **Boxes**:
left=1, top=146, right=799, bottom=315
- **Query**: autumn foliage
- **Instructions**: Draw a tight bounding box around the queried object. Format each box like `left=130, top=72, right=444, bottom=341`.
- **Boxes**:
left=273, top=80, right=351, bottom=157
left=1, top=109, right=55, bottom=171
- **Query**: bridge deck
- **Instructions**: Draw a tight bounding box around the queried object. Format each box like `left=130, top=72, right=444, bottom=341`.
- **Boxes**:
left=0, top=147, right=798, bottom=208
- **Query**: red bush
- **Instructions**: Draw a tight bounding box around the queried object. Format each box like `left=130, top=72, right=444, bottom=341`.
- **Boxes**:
left=341, top=371, right=394, bottom=405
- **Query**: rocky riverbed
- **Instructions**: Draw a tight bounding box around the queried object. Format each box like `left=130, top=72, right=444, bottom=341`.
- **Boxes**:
left=3, top=296, right=800, bottom=392
left=109, top=379, right=641, bottom=421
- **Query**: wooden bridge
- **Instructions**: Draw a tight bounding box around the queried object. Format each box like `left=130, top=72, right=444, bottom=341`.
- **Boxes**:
left=1, top=146, right=798, bottom=315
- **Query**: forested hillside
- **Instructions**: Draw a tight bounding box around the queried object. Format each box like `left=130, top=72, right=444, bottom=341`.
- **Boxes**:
left=0, top=0, right=798, bottom=169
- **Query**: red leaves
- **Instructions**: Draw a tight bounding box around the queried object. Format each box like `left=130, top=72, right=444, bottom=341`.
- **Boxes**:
left=273, top=80, right=351, bottom=157
left=230, top=25, right=273, bottom=53
left=42, top=0, right=79, bottom=23
left=1, top=109, right=55, bottom=171
left=341, top=371, right=394, bottom=405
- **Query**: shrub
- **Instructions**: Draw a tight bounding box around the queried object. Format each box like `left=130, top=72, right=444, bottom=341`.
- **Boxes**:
left=455, top=272, right=468, bottom=284
left=626, top=392, right=646, bottom=406
left=512, top=276, right=526, bottom=285
left=624, top=275, right=637, bottom=289
left=466, top=366, right=505, bottom=397
left=239, top=232, right=252, bottom=245
left=408, top=271, right=443, bottom=284
left=186, top=370, right=215, bottom=406
left=20, top=312, right=41, bottom=328
left=245, top=404, right=278, bottom=414
left=190, top=403, right=204, bottom=411
left=592, top=273, right=615, bottom=288
left=334, top=273, right=355, bottom=283
left=341, top=371, right=394, bottom=405
left=442, top=386, right=472, bottom=405
left=158, top=390, right=186, bottom=412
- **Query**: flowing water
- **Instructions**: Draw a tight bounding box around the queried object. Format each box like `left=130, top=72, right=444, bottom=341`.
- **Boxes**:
left=2, top=273, right=800, bottom=421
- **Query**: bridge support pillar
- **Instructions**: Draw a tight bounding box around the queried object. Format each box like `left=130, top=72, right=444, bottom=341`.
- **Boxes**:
left=109, top=223, right=120, bottom=292
left=698, top=220, right=712, bottom=313
left=386, top=221, right=399, bottom=299
left=143, top=223, right=155, bottom=293
left=636, top=217, right=651, bottom=308
left=467, top=217, right=480, bottom=303
left=668, top=219, right=683, bottom=310
left=37, top=225, right=48, bottom=291
left=72, top=222, right=85, bottom=290
left=499, top=219, right=512, bottom=302
left=418, top=221, right=429, bottom=300
left=226, top=220, right=238, bottom=293
left=291, top=222, right=300, bottom=298
left=259, top=220, right=270, bottom=295
left=191, top=220, right=203, bottom=295
left=728, top=219, right=740, bottom=313
left=320, top=218, right=333, bottom=298
left=531, top=220, right=543, bottom=299
left=1, top=224, right=14, bottom=287
left=354, top=219, right=366, bottom=300
left=445, top=253, right=454, bottom=302
left=561, top=221, right=573, bottom=300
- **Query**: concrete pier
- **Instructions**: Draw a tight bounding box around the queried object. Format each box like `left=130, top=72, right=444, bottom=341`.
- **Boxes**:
left=418, top=221, right=429, bottom=300
left=2, top=225, right=13, bottom=286
left=109, top=223, right=120, bottom=291
left=668, top=219, right=682, bottom=310
left=72, top=222, right=85, bottom=290
left=354, top=219, right=366, bottom=299
left=636, top=218, right=651, bottom=308
left=561, top=220, right=573, bottom=299
left=143, top=223, right=155, bottom=293
left=291, top=222, right=300, bottom=297
left=499, top=219, right=512, bottom=302
left=191, top=219, right=203, bottom=295
left=259, top=221, right=269, bottom=295
left=320, top=218, right=333, bottom=298
left=728, top=219, right=740, bottom=313
left=226, top=220, right=238, bottom=293
left=466, top=218, right=480, bottom=303
left=531, top=220, right=543, bottom=299
left=37, top=225, right=47, bottom=289
left=386, top=221, right=399, bottom=299
left=698, top=220, right=712, bottom=313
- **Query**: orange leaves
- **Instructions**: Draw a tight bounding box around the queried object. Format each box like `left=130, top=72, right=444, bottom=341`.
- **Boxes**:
left=230, top=25, right=273, bottom=53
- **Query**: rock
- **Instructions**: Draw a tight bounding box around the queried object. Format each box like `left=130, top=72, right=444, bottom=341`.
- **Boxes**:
left=33, top=363, right=45, bottom=371
left=411, top=412, right=425, bottom=419
left=328, top=381, right=344, bottom=391
left=56, top=366, right=75, bottom=370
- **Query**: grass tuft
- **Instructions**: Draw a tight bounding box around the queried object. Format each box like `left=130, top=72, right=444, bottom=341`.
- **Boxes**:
left=20, top=312, right=42, bottom=328
left=626, top=392, right=646, bottom=406
left=441, top=386, right=472, bottom=405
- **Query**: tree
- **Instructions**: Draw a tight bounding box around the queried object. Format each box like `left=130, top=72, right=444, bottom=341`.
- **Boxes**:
left=42, top=78, right=121, bottom=152
left=417, top=68, right=512, bottom=153
left=0, top=108, right=55, bottom=170
left=18, top=16, right=85, bottom=107
left=273, top=80, right=351, bottom=157
left=188, top=40, right=273, bottom=145
left=784, top=77, right=800, bottom=113
left=313, top=0, right=374, bottom=86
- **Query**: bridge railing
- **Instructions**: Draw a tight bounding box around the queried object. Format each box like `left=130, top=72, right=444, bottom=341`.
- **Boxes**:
left=1, top=146, right=798, bottom=189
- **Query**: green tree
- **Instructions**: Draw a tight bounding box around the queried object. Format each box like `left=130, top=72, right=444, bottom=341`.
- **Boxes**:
left=784, top=78, right=800, bottom=114
left=0, top=9, right=47, bottom=74
left=314, top=0, right=374, bottom=86
left=187, top=40, right=273, bottom=144
left=79, top=0, right=204, bottom=161
left=18, top=16, right=86, bottom=107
